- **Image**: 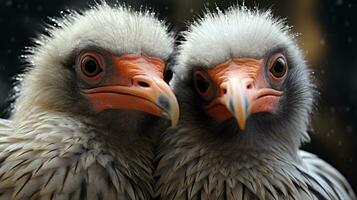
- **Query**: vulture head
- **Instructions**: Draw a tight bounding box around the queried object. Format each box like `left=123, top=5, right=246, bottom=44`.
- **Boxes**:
left=156, top=7, right=355, bottom=200
left=173, top=7, right=315, bottom=154
left=12, top=3, right=179, bottom=137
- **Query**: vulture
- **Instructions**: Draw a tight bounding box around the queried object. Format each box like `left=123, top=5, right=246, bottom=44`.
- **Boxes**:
left=0, top=3, right=179, bottom=200
left=155, top=6, right=356, bottom=200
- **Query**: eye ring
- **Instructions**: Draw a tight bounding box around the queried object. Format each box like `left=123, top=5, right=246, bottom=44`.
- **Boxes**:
left=269, top=53, right=288, bottom=80
left=78, top=51, right=105, bottom=82
left=81, top=56, right=102, bottom=77
left=193, top=70, right=216, bottom=101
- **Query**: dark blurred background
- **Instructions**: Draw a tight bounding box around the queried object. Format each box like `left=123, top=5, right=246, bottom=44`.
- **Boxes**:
left=0, top=0, right=356, bottom=190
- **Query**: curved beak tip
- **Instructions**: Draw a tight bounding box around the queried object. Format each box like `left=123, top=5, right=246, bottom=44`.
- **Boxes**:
left=237, top=117, right=247, bottom=130
left=167, top=106, right=179, bottom=127
left=169, top=103, right=180, bottom=127
left=171, top=115, right=179, bottom=127
left=228, top=96, right=249, bottom=131
left=158, top=95, right=180, bottom=128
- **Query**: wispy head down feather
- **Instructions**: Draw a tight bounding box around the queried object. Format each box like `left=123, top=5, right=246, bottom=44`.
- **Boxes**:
left=12, top=2, right=174, bottom=120
left=173, top=5, right=315, bottom=152
left=175, top=6, right=296, bottom=79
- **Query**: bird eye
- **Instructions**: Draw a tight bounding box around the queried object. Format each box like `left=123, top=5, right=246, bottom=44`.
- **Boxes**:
left=269, top=54, right=288, bottom=79
left=164, top=69, right=173, bottom=83
left=80, top=55, right=103, bottom=78
left=193, top=70, right=216, bottom=101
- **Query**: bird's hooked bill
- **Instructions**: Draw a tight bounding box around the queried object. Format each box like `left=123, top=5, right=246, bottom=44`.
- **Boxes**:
left=219, top=77, right=250, bottom=130
left=206, top=75, right=251, bottom=130
left=205, top=58, right=283, bottom=130
left=82, top=53, right=179, bottom=127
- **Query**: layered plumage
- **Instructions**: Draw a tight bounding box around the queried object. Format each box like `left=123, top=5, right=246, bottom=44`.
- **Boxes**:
left=0, top=3, right=178, bottom=199
left=155, top=7, right=356, bottom=200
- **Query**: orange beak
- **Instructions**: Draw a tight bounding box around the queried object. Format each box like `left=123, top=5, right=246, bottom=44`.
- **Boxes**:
left=83, top=53, right=179, bottom=127
left=206, top=58, right=283, bottom=130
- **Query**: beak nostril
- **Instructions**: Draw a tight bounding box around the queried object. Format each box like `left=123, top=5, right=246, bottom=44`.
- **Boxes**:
left=220, top=84, right=228, bottom=95
left=138, top=81, right=150, bottom=88
left=246, top=83, right=253, bottom=90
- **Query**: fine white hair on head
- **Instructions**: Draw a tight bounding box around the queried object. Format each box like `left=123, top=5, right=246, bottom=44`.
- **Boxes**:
left=172, top=5, right=316, bottom=147
left=12, top=2, right=174, bottom=118
left=175, top=6, right=297, bottom=79
left=28, top=2, right=174, bottom=69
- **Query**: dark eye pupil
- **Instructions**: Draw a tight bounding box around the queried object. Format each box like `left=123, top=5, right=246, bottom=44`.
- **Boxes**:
left=271, top=58, right=286, bottom=78
left=164, top=69, right=173, bottom=83
left=84, top=60, right=98, bottom=75
left=195, top=75, right=210, bottom=93
left=274, top=61, right=284, bottom=73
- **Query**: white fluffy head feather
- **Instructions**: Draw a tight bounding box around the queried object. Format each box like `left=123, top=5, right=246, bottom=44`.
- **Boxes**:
left=175, top=7, right=297, bottom=79
left=172, top=6, right=315, bottom=150
left=13, top=2, right=174, bottom=119
left=31, top=3, right=174, bottom=67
